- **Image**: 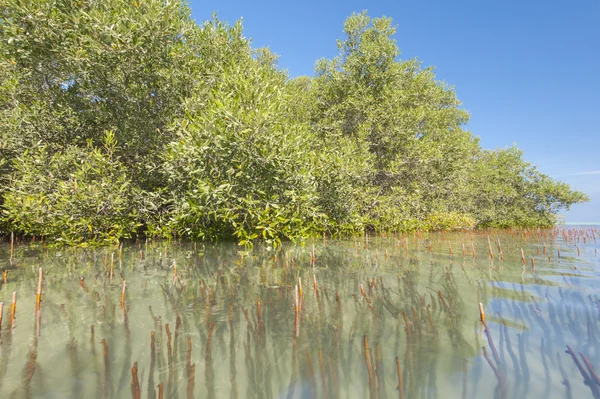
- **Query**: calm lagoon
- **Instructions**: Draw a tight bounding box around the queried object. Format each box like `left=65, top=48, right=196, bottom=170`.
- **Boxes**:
left=0, top=227, right=598, bottom=398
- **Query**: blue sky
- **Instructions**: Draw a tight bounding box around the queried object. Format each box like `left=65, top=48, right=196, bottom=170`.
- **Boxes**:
left=189, top=0, right=600, bottom=222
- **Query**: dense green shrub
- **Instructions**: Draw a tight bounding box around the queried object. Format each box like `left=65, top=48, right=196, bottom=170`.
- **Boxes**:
left=464, top=147, right=589, bottom=228
left=159, top=23, right=326, bottom=246
left=308, top=12, right=489, bottom=230
left=2, top=132, right=142, bottom=245
left=422, top=212, right=477, bottom=231
left=0, top=0, right=199, bottom=191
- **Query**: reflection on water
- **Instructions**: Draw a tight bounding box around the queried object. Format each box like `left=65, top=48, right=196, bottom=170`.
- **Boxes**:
left=0, top=228, right=598, bottom=398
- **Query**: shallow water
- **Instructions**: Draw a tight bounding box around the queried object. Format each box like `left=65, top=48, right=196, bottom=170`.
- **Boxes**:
left=0, top=228, right=599, bottom=398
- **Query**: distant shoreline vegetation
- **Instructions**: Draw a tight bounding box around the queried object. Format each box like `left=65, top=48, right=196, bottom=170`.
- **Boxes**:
left=0, top=2, right=588, bottom=246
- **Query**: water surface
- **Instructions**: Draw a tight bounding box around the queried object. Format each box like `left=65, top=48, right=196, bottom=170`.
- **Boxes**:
left=0, top=228, right=598, bottom=398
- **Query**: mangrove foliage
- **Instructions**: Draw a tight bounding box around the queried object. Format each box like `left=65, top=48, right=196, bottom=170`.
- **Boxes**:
left=0, top=1, right=589, bottom=245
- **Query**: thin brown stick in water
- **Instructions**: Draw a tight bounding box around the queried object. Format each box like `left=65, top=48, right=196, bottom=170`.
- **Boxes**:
left=3, top=270, right=7, bottom=284
left=186, top=336, right=192, bottom=368
left=158, top=383, right=164, bottom=399
left=121, top=280, right=127, bottom=308
left=131, top=361, right=141, bottom=399
left=110, top=253, right=114, bottom=280
left=580, top=352, right=600, bottom=387
left=439, top=291, right=452, bottom=313
left=396, top=356, right=404, bottom=399
left=294, top=285, right=299, bottom=337
left=479, top=302, right=487, bottom=326
left=402, top=312, right=412, bottom=337
left=187, top=364, right=195, bottom=399
left=166, top=326, right=174, bottom=396
left=257, top=296, right=262, bottom=329
left=565, top=346, right=600, bottom=398
left=298, top=277, right=303, bottom=309
left=36, top=268, right=43, bottom=309
left=23, top=345, right=37, bottom=396
left=148, top=331, right=156, bottom=399
left=101, top=338, right=109, bottom=359
left=205, top=322, right=215, bottom=357
left=10, top=291, right=16, bottom=325
left=497, top=237, right=504, bottom=260
left=565, top=345, right=590, bottom=381
left=479, top=303, right=502, bottom=367
left=165, top=324, right=172, bottom=362
left=9, top=232, right=14, bottom=261
left=35, top=306, right=41, bottom=338
left=364, top=335, right=376, bottom=399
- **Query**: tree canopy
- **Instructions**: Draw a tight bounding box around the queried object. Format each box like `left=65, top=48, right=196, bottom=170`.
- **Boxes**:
left=0, top=3, right=588, bottom=245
